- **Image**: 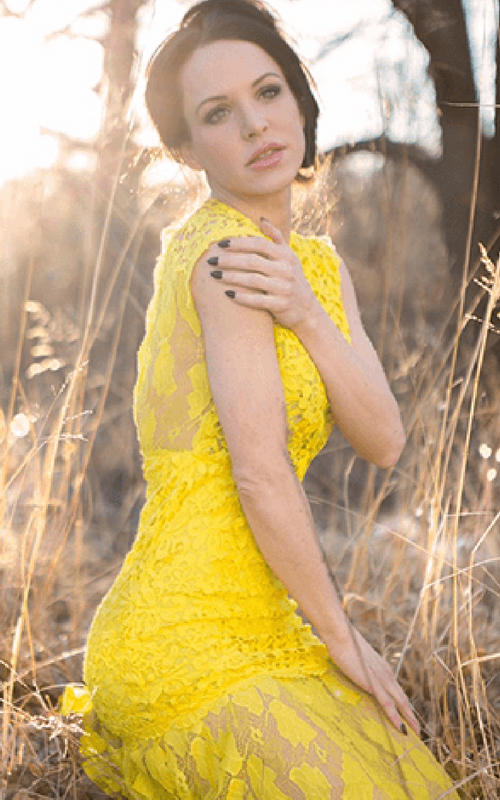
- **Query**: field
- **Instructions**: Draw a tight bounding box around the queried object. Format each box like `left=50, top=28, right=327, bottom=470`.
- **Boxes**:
left=1, top=153, right=500, bottom=797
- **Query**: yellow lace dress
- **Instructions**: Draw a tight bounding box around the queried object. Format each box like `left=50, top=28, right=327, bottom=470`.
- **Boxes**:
left=64, top=198, right=458, bottom=799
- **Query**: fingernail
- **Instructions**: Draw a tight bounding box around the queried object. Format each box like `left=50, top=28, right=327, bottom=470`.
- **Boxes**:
left=218, top=239, right=231, bottom=248
left=207, top=256, right=218, bottom=266
left=400, top=723, right=408, bottom=736
left=210, top=270, right=222, bottom=279
left=225, top=290, right=236, bottom=299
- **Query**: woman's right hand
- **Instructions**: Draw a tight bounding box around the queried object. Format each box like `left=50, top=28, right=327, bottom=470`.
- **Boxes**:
left=326, top=626, right=420, bottom=736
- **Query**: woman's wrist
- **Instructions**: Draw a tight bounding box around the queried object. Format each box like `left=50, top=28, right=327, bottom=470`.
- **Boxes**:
left=319, top=613, right=353, bottom=649
left=290, top=295, right=325, bottom=340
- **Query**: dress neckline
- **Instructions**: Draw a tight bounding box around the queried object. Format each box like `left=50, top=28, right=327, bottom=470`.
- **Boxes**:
left=203, top=196, right=301, bottom=249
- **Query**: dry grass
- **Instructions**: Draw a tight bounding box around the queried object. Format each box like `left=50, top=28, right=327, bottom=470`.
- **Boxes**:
left=1, top=155, right=500, bottom=798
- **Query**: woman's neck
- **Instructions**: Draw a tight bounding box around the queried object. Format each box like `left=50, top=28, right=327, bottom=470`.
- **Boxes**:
left=209, top=184, right=292, bottom=241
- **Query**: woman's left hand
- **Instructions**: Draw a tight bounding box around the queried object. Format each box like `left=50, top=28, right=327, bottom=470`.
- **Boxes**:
left=208, top=217, right=319, bottom=330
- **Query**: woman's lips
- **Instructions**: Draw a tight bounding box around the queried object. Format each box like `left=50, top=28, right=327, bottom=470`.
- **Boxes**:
left=247, top=145, right=285, bottom=169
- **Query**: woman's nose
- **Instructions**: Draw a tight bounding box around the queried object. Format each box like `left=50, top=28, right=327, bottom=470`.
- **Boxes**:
left=240, top=105, right=268, bottom=139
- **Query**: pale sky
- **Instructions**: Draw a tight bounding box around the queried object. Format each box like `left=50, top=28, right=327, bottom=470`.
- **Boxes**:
left=0, top=0, right=496, bottom=185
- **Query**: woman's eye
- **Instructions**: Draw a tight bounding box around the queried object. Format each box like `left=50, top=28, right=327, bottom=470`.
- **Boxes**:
left=259, top=84, right=282, bottom=100
left=205, top=106, right=229, bottom=124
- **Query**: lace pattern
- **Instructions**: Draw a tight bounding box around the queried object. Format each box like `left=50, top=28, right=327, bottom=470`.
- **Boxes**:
left=65, top=668, right=456, bottom=799
left=69, top=199, right=458, bottom=798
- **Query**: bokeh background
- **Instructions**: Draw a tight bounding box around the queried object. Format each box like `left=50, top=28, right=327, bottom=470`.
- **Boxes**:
left=1, top=0, right=500, bottom=796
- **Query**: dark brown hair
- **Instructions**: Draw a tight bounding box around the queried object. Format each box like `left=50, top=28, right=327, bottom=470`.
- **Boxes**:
left=145, top=0, right=319, bottom=176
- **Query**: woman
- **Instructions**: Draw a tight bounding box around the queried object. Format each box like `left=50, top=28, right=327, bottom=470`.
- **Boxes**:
left=65, top=1, right=459, bottom=796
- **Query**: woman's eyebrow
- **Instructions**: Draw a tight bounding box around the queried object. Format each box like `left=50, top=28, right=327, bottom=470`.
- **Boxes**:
left=195, top=71, right=282, bottom=115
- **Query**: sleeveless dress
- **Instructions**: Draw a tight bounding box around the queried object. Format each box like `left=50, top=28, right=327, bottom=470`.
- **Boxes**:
left=62, top=198, right=458, bottom=799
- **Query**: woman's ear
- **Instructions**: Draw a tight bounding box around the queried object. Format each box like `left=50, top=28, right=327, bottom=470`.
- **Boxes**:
left=179, top=142, right=203, bottom=171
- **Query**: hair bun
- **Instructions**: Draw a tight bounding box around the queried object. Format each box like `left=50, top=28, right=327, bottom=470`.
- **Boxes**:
left=181, top=0, right=278, bottom=33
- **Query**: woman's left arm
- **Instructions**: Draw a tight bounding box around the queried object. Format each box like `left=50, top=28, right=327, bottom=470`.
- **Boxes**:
left=293, top=258, right=405, bottom=467
left=210, top=218, right=405, bottom=468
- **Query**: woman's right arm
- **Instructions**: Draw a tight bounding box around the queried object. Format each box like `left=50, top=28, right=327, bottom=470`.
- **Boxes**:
left=191, top=248, right=419, bottom=736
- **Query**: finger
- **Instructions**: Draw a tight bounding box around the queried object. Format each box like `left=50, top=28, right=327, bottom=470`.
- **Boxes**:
left=259, top=216, right=286, bottom=246
left=216, top=235, right=283, bottom=259
left=209, top=251, right=286, bottom=278
left=224, top=289, right=286, bottom=313
left=396, top=697, right=420, bottom=737
left=373, top=683, right=404, bottom=733
left=213, top=270, right=289, bottom=295
left=379, top=673, right=421, bottom=737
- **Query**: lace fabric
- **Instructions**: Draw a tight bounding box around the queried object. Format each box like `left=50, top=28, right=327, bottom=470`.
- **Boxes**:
left=133, top=198, right=345, bottom=463
left=66, top=199, right=458, bottom=798
left=64, top=666, right=455, bottom=799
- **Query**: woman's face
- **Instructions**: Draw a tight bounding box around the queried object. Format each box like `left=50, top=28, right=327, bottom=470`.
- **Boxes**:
left=179, top=39, right=306, bottom=207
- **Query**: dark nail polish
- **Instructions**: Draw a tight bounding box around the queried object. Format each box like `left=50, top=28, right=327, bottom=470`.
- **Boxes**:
left=218, top=239, right=231, bottom=248
left=400, top=723, right=408, bottom=736
left=207, top=256, right=218, bottom=266
left=225, top=290, right=236, bottom=299
left=210, top=270, right=222, bottom=279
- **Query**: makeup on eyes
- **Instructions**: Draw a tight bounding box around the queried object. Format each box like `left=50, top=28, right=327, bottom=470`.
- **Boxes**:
left=196, top=71, right=284, bottom=121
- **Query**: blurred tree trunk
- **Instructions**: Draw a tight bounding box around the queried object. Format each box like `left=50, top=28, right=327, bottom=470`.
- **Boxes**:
left=88, top=0, right=147, bottom=322
left=480, top=31, right=500, bottom=263
left=390, top=0, right=500, bottom=285
left=97, top=0, right=145, bottom=198
left=329, top=1, right=499, bottom=288
left=88, top=0, right=150, bottom=508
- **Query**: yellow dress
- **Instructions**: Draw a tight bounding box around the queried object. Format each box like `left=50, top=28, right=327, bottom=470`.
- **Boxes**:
left=66, top=198, right=458, bottom=798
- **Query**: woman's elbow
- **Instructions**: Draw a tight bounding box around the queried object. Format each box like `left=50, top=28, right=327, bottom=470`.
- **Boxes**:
left=371, top=424, right=406, bottom=469
left=232, top=454, right=291, bottom=499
